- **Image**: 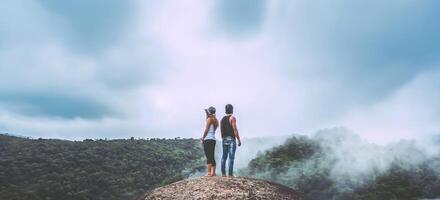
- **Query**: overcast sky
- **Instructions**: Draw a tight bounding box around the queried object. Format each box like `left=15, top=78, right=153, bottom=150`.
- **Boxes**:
left=1, top=0, right=440, bottom=143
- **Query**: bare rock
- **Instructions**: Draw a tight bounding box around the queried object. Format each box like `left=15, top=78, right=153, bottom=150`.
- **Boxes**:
left=141, top=176, right=303, bottom=200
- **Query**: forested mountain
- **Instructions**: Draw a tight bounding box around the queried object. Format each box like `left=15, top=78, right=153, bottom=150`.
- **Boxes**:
left=3, top=129, right=440, bottom=200
left=241, top=129, right=440, bottom=200
left=0, top=134, right=204, bottom=200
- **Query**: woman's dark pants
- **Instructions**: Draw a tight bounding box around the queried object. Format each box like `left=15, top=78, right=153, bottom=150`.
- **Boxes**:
left=203, top=140, right=216, bottom=166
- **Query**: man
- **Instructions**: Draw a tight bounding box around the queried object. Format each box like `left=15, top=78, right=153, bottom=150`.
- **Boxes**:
left=220, top=104, right=241, bottom=177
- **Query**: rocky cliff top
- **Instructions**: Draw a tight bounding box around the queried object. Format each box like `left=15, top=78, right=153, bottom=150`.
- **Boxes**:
left=141, top=176, right=303, bottom=200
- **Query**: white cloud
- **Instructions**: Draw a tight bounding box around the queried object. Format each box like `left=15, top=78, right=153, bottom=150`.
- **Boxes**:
left=0, top=0, right=163, bottom=138
left=339, top=68, right=440, bottom=143
left=1, top=0, right=440, bottom=143
left=140, top=0, right=298, bottom=138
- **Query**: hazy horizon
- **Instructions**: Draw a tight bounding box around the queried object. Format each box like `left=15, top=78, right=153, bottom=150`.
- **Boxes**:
left=1, top=0, right=440, bottom=144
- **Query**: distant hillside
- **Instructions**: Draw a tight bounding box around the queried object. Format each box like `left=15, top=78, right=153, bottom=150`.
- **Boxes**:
left=217, top=135, right=292, bottom=169
left=0, top=134, right=204, bottom=200
left=241, top=128, right=440, bottom=200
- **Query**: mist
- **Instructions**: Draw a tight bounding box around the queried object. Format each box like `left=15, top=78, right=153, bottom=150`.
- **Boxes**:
left=240, top=127, right=440, bottom=199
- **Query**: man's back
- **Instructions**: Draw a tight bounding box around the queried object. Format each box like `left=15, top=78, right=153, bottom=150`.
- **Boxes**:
left=220, top=115, right=234, bottom=139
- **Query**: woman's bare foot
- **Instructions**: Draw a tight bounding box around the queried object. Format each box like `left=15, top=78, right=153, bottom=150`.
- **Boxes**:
left=211, top=166, right=216, bottom=177
left=205, top=164, right=212, bottom=177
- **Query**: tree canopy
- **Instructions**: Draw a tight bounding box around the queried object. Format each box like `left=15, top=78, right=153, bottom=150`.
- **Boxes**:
left=0, top=134, right=204, bottom=200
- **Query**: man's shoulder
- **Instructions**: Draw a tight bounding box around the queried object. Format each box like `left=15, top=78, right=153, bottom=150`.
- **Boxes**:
left=229, top=115, right=236, bottom=122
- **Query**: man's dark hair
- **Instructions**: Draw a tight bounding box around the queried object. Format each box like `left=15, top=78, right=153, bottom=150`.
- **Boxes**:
left=225, top=104, right=233, bottom=114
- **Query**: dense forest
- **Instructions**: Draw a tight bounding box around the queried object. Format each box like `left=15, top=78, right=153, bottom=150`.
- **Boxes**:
left=3, top=129, right=440, bottom=200
left=241, top=129, right=440, bottom=200
left=0, top=134, right=205, bottom=200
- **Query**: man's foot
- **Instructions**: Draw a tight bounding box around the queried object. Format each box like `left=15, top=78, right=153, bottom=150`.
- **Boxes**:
left=228, top=175, right=235, bottom=178
left=222, top=174, right=227, bottom=177
left=211, top=173, right=216, bottom=177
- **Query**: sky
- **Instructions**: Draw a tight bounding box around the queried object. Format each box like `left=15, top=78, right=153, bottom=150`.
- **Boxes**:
left=1, top=0, right=440, bottom=143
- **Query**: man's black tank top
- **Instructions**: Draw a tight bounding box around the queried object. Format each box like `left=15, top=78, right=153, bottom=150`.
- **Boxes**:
left=221, top=115, right=235, bottom=138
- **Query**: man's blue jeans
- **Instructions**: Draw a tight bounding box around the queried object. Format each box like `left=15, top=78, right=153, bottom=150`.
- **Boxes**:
left=221, top=138, right=237, bottom=176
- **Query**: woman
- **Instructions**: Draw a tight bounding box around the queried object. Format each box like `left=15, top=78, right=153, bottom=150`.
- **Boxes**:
left=201, top=106, right=218, bottom=176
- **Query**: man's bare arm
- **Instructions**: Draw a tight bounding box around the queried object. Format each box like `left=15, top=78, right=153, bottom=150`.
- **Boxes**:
left=231, top=116, right=241, bottom=146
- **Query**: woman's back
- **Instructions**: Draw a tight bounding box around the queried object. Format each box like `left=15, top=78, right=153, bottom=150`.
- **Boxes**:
left=205, top=117, right=218, bottom=140
left=205, top=124, right=215, bottom=140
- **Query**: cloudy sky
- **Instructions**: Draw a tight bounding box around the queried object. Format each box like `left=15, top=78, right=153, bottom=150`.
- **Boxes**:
left=1, top=0, right=440, bottom=143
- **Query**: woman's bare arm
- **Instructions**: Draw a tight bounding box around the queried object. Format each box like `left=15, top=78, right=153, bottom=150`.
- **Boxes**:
left=202, top=118, right=212, bottom=141
left=205, top=109, right=209, bottom=119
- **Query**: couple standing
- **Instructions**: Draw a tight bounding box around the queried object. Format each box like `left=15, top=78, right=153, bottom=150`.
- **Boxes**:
left=201, top=104, right=242, bottom=177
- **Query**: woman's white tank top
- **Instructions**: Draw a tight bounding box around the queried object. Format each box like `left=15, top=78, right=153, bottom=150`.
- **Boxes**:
left=205, top=124, right=216, bottom=140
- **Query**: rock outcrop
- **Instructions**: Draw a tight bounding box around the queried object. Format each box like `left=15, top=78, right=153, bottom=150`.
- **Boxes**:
left=141, top=176, right=303, bottom=200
